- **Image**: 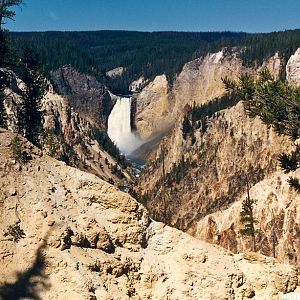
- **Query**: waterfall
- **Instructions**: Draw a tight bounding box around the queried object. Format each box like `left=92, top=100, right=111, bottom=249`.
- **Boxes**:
left=107, top=96, right=142, bottom=154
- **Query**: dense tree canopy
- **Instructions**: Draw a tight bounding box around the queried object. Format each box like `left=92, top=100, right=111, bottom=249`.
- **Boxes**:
left=8, top=29, right=300, bottom=94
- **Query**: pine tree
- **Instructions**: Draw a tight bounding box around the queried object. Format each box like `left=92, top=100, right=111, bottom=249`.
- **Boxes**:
left=182, top=115, right=192, bottom=139
left=239, top=182, right=258, bottom=252
left=0, top=0, right=23, bottom=30
left=287, top=177, right=300, bottom=192
left=278, top=149, right=300, bottom=173
left=223, top=68, right=300, bottom=193
left=18, top=47, right=46, bottom=145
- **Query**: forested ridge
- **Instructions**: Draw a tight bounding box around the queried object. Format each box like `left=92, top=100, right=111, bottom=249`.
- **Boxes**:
left=8, top=29, right=300, bottom=94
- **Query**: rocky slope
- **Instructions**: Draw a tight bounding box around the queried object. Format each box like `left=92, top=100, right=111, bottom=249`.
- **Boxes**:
left=195, top=168, right=300, bottom=266
left=138, top=102, right=292, bottom=230
left=4, top=69, right=131, bottom=184
left=43, top=86, right=131, bottom=183
left=136, top=48, right=300, bottom=267
left=0, top=129, right=299, bottom=300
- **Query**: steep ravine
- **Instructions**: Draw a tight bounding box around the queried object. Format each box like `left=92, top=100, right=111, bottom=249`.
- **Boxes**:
left=135, top=48, right=300, bottom=267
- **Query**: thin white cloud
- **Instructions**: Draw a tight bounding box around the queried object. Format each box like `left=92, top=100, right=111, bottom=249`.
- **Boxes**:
left=49, top=11, right=59, bottom=21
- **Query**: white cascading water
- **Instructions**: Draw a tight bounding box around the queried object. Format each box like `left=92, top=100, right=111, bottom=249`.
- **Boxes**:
left=107, top=96, right=142, bottom=154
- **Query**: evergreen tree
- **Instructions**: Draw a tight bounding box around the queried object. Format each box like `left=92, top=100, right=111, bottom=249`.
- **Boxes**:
left=0, top=69, right=7, bottom=128
left=239, top=182, right=258, bottom=252
left=0, top=0, right=23, bottom=30
left=18, top=47, right=46, bottom=145
left=182, top=115, right=192, bottom=139
left=8, top=29, right=300, bottom=95
left=278, top=148, right=300, bottom=173
left=287, top=177, right=300, bottom=192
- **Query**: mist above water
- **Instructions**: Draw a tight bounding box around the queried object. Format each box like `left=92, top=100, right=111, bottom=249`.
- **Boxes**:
left=107, top=96, right=143, bottom=155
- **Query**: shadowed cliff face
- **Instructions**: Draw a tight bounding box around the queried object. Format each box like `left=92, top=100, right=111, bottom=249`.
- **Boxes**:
left=50, top=67, right=114, bottom=129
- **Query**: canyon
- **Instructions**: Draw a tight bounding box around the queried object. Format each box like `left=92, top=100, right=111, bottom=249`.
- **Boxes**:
left=1, top=28, right=300, bottom=299
left=134, top=48, right=300, bottom=270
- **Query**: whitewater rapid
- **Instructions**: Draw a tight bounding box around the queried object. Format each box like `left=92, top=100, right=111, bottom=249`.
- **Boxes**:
left=107, top=97, right=143, bottom=154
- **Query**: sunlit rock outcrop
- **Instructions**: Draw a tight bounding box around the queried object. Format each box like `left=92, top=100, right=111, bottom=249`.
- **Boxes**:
left=286, top=48, right=300, bottom=86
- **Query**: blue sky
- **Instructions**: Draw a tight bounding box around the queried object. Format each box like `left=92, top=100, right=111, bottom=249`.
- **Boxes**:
left=6, top=0, right=300, bottom=33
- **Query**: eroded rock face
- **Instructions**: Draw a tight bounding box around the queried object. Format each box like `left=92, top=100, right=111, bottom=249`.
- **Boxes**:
left=137, top=49, right=300, bottom=268
left=134, top=51, right=247, bottom=140
left=106, top=67, right=125, bottom=78
left=134, top=50, right=288, bottom=145
left=0, top=129, right=298, bottom=300
left=195, top=170, right=300, bottom=267
left=286, top=48, right=300, bottom=86
left=42, top=89, right=131, bottom=183
left=260, top=52, right=283, bottom=79
left=137, top=99, right=300, bottom=268
left=129, top=76, right=149, bottom=93
left=140, top=102, right=292, bottom=230
left=134, top=75, right=170, bottom=140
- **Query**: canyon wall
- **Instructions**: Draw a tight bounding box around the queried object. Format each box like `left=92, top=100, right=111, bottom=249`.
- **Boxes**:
left=134, top=51, right=247, bottom=140
left=136, top=48, right=300, bottom=266
left=50, top=67, right=115, bottom=128
left=134, top=50, right=285, bottom=142
left=286, top=48, right=300, bottom=86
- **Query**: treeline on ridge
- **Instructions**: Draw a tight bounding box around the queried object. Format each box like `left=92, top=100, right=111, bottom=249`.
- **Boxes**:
left=8, top=29, right=300, bottom=94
